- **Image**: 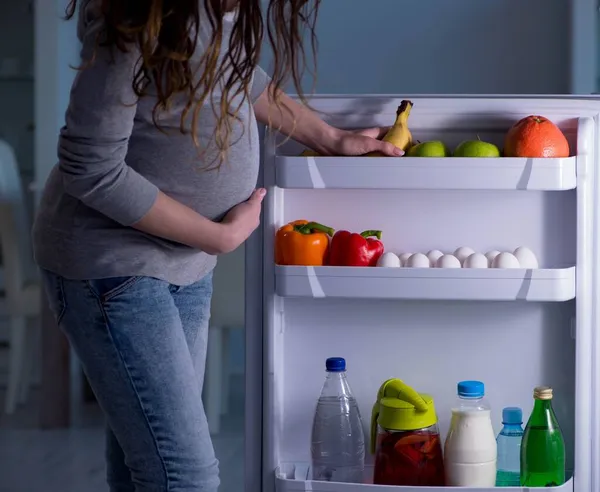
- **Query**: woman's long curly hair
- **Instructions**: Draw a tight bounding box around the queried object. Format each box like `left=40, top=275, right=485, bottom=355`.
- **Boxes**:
left=66, top=0, right=320, bottom=167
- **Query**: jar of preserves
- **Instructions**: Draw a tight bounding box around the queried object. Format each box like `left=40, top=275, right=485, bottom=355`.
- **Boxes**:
left=371, top=378, right=445, bottom=486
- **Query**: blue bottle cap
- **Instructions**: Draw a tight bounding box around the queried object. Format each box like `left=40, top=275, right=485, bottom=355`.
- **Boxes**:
left=326, top=357, right=346, bottom=372
left=502, top=407, right=523, bottom=424
left=457, top=380, right=485, bottom=398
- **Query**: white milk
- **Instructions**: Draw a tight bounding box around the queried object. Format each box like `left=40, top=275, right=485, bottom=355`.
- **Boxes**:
left=444, top=409, right=497, bottom=487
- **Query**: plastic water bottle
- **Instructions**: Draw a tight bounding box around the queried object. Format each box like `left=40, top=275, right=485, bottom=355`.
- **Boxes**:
left=496, top=407, right=524, bottom=486
left=310, top=357, right=365, bottom=483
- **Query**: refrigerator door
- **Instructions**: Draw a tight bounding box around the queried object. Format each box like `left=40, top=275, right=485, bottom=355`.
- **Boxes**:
left=245, top=126, right=267, bottom=492
left=247, top=96, right=600, bottom=492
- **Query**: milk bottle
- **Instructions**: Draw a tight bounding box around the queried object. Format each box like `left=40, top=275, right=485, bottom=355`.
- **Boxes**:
left=444, top=380, right=497, bottom=487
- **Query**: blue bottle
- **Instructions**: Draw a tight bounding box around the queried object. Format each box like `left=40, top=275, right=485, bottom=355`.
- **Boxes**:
left=496, top=407, right=524, bottom=486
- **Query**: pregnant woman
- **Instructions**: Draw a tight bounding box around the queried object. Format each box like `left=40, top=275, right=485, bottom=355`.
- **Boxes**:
left=33, top=0, right=402, bottom=490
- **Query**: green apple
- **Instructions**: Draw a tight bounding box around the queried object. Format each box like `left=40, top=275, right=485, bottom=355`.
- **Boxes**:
left=453, top=140, right=501, bottom=158
left=406, top=141, right=451, bottom=157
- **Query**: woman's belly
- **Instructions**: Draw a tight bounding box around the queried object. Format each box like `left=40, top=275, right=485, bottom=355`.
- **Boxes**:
left=126, top=106, right=261, bottom=221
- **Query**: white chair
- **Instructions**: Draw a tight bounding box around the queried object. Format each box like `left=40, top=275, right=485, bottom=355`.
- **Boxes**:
left=0, top=140, right=40, bottom=414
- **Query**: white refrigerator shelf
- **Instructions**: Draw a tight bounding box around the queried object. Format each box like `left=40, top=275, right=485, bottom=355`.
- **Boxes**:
left=275, top=464, right=574, bottom=492
left=275, top=265, right=576, bottom=302
left=274, top=155, right=577, bottom=191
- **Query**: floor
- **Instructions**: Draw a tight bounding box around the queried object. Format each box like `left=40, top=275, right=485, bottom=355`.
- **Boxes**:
left=0, top=376, right=245, bottom=492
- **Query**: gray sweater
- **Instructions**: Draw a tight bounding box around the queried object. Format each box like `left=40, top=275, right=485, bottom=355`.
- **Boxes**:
left=32, top=1, right=269, bottom=285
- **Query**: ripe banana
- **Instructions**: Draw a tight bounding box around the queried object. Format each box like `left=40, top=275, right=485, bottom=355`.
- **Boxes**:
left=367, top=100, right=413, bottom=156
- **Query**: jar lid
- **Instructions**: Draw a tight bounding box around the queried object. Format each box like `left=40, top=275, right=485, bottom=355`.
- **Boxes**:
left=371, top=378, right=438, bottom=455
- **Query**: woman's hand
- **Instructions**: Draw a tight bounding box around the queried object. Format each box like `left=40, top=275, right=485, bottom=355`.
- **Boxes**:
left=254, top=89, right=404, bottom=157
left=220, top=188, right=267, bottom=253
left=133, top=188, right=266, bottom=256
left=326, top=127, right=403, bottom=157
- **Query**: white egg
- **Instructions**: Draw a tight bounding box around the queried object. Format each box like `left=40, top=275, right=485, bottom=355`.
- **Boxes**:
left=463, top=252, right=489, bottom=269
left=436, top=254, right=462, bottom=268
left=376, top=252, right=401, bottom=268
left=492, top=252, right=521, bottom=269
left=485, top=250, right=501, bottom=267
left=406, top=253, right=430, bottom=268
left=454, top=247, right=476, bottom=264
left=426, top=249, right=444, bottom=267
left=513, top=246, right=539, bottom=269
left=398, top=253, right=413, bottom=267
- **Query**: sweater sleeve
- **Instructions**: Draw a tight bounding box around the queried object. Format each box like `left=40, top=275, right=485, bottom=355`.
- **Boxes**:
left=250, top=65, right=271, bottom=102
left=58, top=5, right=159, bottom=226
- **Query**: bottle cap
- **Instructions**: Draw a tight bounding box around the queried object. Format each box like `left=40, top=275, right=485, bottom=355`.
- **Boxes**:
left=325, top=357, right=346, bottom=372
left=502, top=406, right=523, bottom=424
left=457, top=380, right=485, bottom=398
left=534, top=386, right=553, bottom=400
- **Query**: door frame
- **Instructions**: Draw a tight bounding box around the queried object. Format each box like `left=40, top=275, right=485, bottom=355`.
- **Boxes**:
left=34, top=0, right=80, bottom=428
left=571, top=0, right=598, bottom=94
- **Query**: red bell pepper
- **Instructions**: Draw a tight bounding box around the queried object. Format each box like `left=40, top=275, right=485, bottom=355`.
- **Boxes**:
left=329, top=229, right=384, bottom=267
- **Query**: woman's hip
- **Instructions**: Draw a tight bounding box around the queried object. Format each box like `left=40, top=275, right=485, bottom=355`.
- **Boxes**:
left=39, top=269, right=219, bottom=490
left=40, top=270, right=213, bottom=333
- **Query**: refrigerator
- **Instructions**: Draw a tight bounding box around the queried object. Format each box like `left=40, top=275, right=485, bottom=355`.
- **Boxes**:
left=244, top=95, right=600, bottom=492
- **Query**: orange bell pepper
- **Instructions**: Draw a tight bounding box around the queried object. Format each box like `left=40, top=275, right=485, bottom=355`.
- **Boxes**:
left=275, top=220, right=335, bottom=266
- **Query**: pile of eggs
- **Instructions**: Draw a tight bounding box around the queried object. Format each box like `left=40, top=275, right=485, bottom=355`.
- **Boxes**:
left=376, top=246, right=539, bottom=269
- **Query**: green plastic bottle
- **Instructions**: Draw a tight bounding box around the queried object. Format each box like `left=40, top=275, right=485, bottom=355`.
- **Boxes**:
left=520, top=386, right=565, bottom=487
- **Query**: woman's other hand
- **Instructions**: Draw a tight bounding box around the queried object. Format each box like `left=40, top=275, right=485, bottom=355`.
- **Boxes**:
left=220, top=188, right=267, bottom=253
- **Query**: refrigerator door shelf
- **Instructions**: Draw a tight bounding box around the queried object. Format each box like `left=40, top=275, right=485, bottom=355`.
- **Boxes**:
left=275, top=155, right=577, bottom=191
left=275, top=464, right=574, bottom=492
left=275, top=265, right=576, bottom=302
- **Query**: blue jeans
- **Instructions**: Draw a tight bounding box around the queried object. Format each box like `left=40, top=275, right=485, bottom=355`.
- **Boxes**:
left=41, top=270, right=220, bottom=492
